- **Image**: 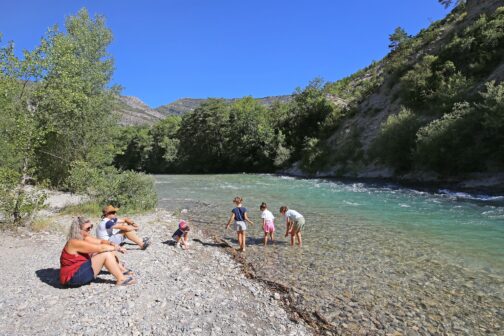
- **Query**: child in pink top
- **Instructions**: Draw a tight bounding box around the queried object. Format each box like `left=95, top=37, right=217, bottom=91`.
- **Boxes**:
left=260, top=202, right=275, bottom=246
left=172, top=220, right=190, bottom=249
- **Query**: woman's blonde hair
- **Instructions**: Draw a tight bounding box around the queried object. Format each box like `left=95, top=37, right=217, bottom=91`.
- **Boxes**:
left=67, top=216, right=90, bottom=241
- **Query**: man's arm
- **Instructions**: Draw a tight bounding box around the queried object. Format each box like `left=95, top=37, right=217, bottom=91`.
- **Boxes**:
left=118, top=217, right=140, bottom=229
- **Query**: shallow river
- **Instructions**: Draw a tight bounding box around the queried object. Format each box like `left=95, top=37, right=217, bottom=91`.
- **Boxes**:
left=156, top=174, right=504, bottom=335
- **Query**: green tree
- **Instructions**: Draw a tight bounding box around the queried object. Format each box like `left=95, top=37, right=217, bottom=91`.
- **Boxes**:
left=371, top=107, right=423, bottom=172
left=0, top=37, right=47, bottom=224
left=415, top=102, right=481, bottom=174
left=389, top=27, right=410, bottom=51
left=279, top=78, right=334, bottom=160
left=145, top=115, right=181, bottom=172
left=225, top=97, right=277, bottom=172
left=34, top=8, right=119, bottom=185
left=113, top=126, right=153, bottom=171
left=438, top=0, right=465, bottom=9
left=177, top=99, right=230, bottom=172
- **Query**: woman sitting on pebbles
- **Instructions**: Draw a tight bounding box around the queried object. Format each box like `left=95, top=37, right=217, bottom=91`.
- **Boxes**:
left=59, top=217, right=136, bottom=287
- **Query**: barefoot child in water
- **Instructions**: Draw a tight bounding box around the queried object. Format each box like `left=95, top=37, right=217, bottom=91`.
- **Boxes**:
left=280, top=206, right=305, bottom=247
left=226, top=196, right=254, bottom=252
left=172, top=220, right=190, bottom=249
left=260, top=202, right=275, bottom=246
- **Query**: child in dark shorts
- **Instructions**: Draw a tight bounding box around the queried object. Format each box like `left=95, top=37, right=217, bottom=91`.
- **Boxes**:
left=172, top=220, right=190, bottom=249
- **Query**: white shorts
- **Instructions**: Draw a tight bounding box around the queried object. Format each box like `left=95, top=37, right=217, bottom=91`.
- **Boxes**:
left=109, top=233, right=126, bottom=245
left=234, top=221, right=247, bottom=232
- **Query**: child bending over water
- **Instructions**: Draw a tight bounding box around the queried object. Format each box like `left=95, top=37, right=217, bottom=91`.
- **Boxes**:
left=260, top=202, right=275, bottom=246
left=226, top=196, right=254, bottom=252
left=280, top=206, right=305, bottom=247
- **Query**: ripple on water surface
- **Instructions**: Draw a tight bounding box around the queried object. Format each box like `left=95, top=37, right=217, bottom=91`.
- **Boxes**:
left=155, top=174, right=504, bottom=334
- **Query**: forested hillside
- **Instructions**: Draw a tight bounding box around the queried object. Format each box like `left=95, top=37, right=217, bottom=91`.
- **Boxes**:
left=114, top=0, right=504, bottom=186
left=2, top=0, right=503, bottom=227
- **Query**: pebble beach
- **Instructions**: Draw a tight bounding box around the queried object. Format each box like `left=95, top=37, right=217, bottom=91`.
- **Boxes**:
left=0, top=206, right=312, bottom=336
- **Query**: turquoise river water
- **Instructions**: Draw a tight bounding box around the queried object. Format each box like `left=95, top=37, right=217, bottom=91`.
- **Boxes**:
left=156, top=174, right=504, bottom=335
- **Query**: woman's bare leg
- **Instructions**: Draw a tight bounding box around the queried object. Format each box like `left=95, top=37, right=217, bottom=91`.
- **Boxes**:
left=91, top=252, right=125, bottom=284
left=264, top=232, right=268, bottom=246
left=290, top=232, right=295, bottom=246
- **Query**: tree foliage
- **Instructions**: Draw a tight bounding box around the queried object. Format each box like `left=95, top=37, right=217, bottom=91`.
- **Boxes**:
left=0, top=9, right=157, bottom=225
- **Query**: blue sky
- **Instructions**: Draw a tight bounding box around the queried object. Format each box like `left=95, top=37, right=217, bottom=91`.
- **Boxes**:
left=1, top=1, right=451, bottom=108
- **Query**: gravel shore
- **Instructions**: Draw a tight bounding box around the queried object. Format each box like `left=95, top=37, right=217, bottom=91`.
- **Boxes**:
left=0, top=209, right=312, bottom=336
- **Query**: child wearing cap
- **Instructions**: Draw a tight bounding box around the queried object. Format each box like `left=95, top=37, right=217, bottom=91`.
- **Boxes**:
left=172, top=220, right=190, bottom=249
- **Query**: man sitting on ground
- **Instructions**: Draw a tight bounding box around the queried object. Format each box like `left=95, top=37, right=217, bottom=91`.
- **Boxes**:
left=96, top=205, right=151, bottom=250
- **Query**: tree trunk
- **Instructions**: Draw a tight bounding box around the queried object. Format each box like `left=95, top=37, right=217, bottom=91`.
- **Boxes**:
left=12, top=157, right=29, bottom=224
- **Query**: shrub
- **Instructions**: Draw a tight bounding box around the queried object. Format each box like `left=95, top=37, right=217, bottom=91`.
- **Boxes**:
left=370, top=107, right=423, bottom=172
left=414, top=102, right=482, bottom=174
left=65, top=161, right=157, bottom=212
left=0, top=168, right=47, bottom=226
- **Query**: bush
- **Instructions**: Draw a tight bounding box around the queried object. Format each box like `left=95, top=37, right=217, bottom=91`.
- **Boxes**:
left=370, top=107, right=423, bottom=172
left=0, top=168, right=47, bottom=226
left=414, top=102, right=482, bottom=174
left=65, top=161, right=157, bottom=212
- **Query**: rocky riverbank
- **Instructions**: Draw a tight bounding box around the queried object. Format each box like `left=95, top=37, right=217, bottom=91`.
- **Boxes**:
left=0, top=208, right=312, bottom=336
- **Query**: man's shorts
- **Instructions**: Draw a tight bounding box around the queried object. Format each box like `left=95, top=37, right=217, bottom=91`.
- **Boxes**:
left=292, top=217, right=305, bottom=232
left=109, top=233, right=126, bottom=245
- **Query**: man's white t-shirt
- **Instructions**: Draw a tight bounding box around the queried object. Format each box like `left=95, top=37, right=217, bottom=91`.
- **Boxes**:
left=285, top=209, right=303, bottom=221
left=96, top=217, right=119, bottom=240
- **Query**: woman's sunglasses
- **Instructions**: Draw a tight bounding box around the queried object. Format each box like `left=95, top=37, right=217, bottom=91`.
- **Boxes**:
left=83, top=224, right=94, bottom=232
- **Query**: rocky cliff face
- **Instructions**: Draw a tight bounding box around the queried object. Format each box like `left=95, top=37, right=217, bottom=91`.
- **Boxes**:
left=319, top=0, right=504, bottom=180
left=114, top=95, right=164, bottom=125
left=154, top=95, right=291, bottom=116
left=115, top=95, right=292, bottom=125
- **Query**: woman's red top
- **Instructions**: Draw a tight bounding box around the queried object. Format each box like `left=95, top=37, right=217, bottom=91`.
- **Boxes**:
left=59, top=246, right=90, bottom=285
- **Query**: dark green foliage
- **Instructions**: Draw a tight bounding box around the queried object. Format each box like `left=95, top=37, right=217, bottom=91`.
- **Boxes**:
left=113, top=126, right=153, bottom=171
left=400, top=56, right=471, bottom=113
left=414, top=81, right=504, bottom=174
left=441, top=8, right=504, bottom=79
left=389, top=27, right=410, bottom=51
left=34, top=9, right=119, bottom=186
left=0, top=8, right=158, bottom=222
left=176, top=99, right=230, bottom=172
left=224, top=97, right=277, bottom=172
left=66, top=161, right=157, bottom=212
left=438, top=0, right=465, bottom=9
left=278, top=78, right=334, bottom=159
left=415, top=102, right=482, bottom=174
left=371, top=108, right=424, bottom=172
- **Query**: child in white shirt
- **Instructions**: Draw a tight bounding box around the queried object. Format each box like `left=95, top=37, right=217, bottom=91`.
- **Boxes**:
left=260, top=202, right=275, bottom=246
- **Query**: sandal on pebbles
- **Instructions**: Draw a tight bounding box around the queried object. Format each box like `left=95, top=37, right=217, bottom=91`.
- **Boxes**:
left=117, top=276, right=136, bottom=286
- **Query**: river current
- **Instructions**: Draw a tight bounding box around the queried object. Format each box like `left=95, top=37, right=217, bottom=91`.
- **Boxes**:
left=155, top=174, right=504, bottom=335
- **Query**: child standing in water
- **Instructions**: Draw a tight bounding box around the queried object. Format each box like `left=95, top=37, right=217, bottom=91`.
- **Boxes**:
left=280, top=206, right=305, bottom=247
left=226, top=196, right=254, bottom=252
left=260, top=202, right=275, bottom=246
